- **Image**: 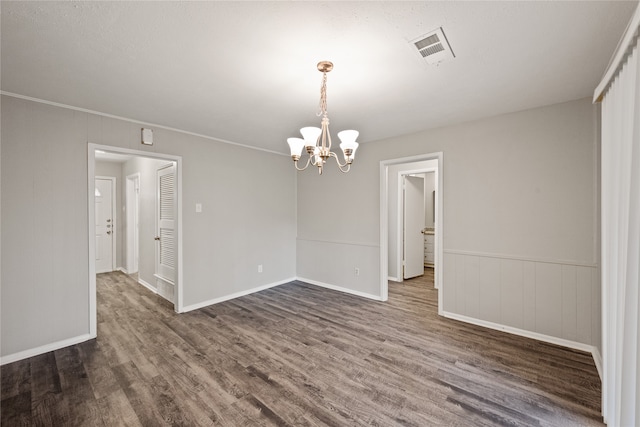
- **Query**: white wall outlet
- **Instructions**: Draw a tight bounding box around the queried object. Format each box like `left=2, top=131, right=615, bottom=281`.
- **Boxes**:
left=195, top=203, right=202, bottom=213
left=258, top=264, right=263, bottom=273
left=354, top=267, right=360, bottom=276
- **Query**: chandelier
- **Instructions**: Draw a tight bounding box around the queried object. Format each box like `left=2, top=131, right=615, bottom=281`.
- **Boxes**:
left=287, top=61, right=359, bottom=174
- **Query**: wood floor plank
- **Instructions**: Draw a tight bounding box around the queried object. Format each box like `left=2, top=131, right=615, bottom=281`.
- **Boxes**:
left=1, top=270, right=603, bottom=426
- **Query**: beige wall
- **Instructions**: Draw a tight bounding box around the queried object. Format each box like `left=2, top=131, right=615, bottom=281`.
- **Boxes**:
left=1, top=95, right=297, bottom=359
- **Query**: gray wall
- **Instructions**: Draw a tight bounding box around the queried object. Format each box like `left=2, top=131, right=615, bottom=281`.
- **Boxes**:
left=0, top=93, right=601, bottom=360
left=95, top=161, right=124, bottom=270
left=297, top=97, right=600, bottom=348
left=1, top=95, right=297, bottom=358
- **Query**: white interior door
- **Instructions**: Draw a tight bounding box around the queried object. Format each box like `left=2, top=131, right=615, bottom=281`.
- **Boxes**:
left=156, top=164, right=176, bottom=284
left=95, top=178, right=114, bottom=274
left=403, top=175, right=425, bottom=279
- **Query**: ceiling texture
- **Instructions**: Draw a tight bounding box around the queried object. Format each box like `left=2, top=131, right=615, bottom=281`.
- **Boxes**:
left=1, top=1, right=637, bottom=154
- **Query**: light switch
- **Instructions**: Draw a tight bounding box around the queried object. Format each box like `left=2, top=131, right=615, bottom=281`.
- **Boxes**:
left=195, top=203, right=202, bottom=213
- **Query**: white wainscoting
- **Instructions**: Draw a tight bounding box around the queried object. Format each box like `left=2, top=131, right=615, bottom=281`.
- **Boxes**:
left=443, top=251, right=600, bottom=347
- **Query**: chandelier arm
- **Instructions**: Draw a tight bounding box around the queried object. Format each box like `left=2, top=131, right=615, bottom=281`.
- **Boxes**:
left=337, top=163, right=351, bottom=173
left=328, top=151, right=351, bottom=169
left=294, top=155, right=313, bottom=171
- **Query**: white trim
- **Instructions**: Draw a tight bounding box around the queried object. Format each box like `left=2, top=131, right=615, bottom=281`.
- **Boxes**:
left=380, top=153, right=444, bottom=311
left=592, top=347, right=603, bottom=382
left=1, top=91, right=287, bottom=157
left=88, top=150, right=97, bottom=337
left=593, top=3, right=640, bottom=102
left=295, top=237, right=379, bottom=248
left=181, top=278, right=295, bottom=312
left=0, top=334, right=94, bottom=366
left=442, top=310, right=597, bottom=354
left=297, top=277, right=385, bottom=301
left=138, top=277, right=157, bottom=294
left=379, top=162, right=389, bottom=301
left=443, top=249, right=598, bottom=268
left=387, top=276, right=400, bottom=282
left=117, top=267, right=129, bottom=274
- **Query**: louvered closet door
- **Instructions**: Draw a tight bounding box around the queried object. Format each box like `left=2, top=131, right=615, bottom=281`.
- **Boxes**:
left=156, top=163, right=176, bottom=283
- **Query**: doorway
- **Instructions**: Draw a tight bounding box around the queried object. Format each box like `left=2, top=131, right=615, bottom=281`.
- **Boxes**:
left=88, top=144, right=183, bottom=338
left=380, top=153, right=443, bottom=313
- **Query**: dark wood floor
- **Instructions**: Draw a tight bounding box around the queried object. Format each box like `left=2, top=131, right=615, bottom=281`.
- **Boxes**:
left=2, top=270, right=603, bottom=426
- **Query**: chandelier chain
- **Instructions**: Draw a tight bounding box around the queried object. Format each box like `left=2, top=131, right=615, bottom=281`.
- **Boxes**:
left=317, top=71, right=328, bottom=117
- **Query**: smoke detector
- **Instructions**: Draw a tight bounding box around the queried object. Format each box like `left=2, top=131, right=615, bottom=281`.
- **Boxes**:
left=411, top=27, right=455, bottom=65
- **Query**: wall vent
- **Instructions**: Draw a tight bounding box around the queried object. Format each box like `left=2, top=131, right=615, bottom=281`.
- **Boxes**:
left=411, top=27, right=455, bottom=65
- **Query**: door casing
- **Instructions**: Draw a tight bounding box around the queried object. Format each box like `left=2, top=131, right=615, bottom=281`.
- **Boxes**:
left=380, top=152, right=443, bottom=313
left=88, top=143, right=184, bottom=340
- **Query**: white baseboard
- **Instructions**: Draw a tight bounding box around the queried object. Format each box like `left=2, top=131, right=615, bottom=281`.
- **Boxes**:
left=296, top=277, right=384, bottom=301
left=117, top=267, right=129, bottom=274
left=181, top=278, right=295, bottom=313
left=387, top=276, right=400, bottom=282
left=0, top=333, right=95, bottom=366
left=592, top=347, right=603, bottom=381
left=442, top=310, right=596, bottom=354
left=137, top=277, right=157, bottom=294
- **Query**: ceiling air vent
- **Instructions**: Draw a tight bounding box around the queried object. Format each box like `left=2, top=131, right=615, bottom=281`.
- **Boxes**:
left=411, top=27, right=455, bottom=65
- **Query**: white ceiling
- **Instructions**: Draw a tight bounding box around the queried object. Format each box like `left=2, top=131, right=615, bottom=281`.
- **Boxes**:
left=2, top=1, right=637, bottom=154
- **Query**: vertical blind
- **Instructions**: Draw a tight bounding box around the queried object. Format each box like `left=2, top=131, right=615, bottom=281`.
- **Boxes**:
left=595, top=4, right=640, bottom=425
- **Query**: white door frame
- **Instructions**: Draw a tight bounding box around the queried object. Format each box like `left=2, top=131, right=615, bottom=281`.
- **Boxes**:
left=380, top=152, right=443, bottom=314
left=126, top=173, right=140, bottom=274
left=95, top=176, right=117, bottom=273
left=88, top=143, right=184, bottom=339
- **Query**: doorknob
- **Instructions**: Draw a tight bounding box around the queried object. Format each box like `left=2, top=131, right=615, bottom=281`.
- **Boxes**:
left=107, top=231, right=111, bottom=235
left=107, top=219, right=111, bottom=222
left=154, top=236, right=160, bottom=241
